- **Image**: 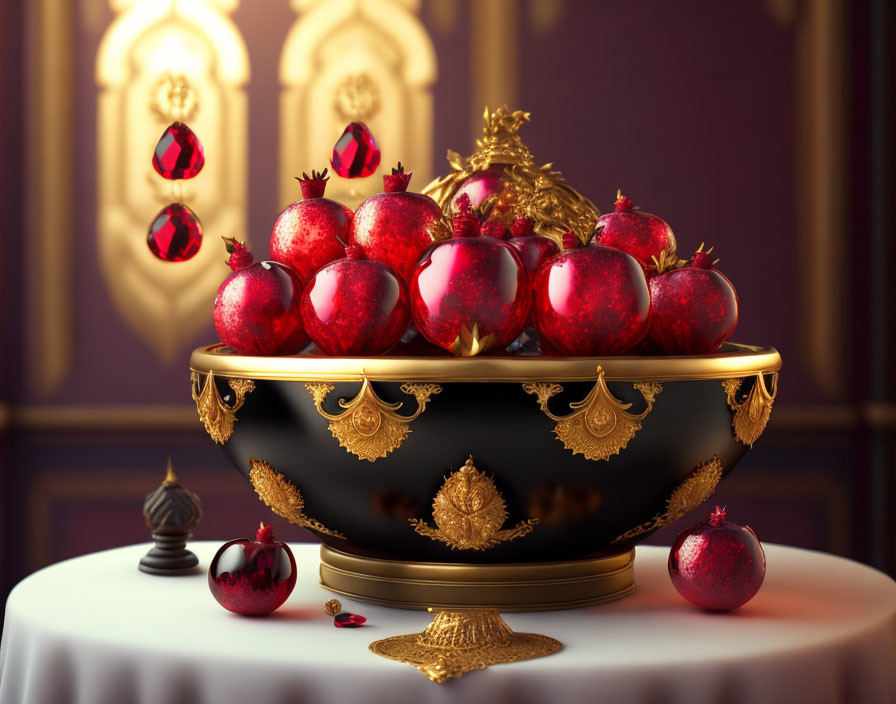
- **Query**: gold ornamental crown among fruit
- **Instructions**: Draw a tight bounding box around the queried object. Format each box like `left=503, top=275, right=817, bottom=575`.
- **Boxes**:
left=422, top=106, right=601, bottom=244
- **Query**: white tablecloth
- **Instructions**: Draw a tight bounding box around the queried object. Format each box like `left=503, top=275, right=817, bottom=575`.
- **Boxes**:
left=1, top=543, right=894, bottom=704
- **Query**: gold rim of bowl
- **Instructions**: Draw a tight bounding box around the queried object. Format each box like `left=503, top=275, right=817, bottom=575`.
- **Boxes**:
left=189, top=342, right=781, bottom=382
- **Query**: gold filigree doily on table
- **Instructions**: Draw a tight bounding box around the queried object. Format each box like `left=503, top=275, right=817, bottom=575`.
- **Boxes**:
left=369, top=609, right=562, bottom=683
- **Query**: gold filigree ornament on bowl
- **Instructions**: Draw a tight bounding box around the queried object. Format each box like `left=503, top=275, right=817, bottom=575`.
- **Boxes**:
left=190, top=342, right=781, bottom=611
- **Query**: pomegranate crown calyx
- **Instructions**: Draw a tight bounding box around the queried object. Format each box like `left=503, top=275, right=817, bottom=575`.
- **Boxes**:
left=455, top=193, right=473, bottom=215
left=383, top=161, right=412, bottom=193
left=511, top=216, right=535, bottom=238
left=480, top=219, right=508, bottom=239
left=296, top=168, right=329, bottom=199
left=344, top=243, right=365, bottom=260
left=255, top=522, right=276, bottom=543
left=690, top=242, right=719, bottom=269
left=614, top=189, right=634, bottom=212
left=222, top=236, right=254, bottom=270
left=708, top=505, right=727, bottom=527
left=562, top=230, right=581, bottom=250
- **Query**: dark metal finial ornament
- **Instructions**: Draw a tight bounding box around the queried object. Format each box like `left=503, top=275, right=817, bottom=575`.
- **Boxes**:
left=139, top=457, right=203, bottom=575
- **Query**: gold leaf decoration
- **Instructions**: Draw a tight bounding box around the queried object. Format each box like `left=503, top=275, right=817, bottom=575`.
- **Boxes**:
left=422, top=105, right=600, bottom=244
left=248, top=458, right=345, bottom=539
left=410, top=456, right=537, bottom=550
left=304, top=379, right=441, bottom=461
left=190, top=370, right=254, bottom=444
left=612, top=456, right=724, bottom=543
left=523, top=369, right=662, bottom=461
left=449, top=322, right=498, bottom=357
left=723, top=372, right=778, bottom=446
left=369, top=609, right=562, bottom=683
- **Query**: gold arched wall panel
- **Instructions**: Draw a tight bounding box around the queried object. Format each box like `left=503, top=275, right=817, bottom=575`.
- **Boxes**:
left=96, top=0, right=249, bottom=363
left=279, top=0, right=436, bottom=209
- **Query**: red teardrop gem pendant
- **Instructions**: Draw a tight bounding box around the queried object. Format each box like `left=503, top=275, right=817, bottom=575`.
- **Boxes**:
left=330, top=122, right=381, bottom=179
left=147, top=203, right=203, bottom=262
left=152, top=122, right=205, bottom=180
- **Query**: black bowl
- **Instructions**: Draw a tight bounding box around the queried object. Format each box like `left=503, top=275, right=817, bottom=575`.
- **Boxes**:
left=190, top=343, right=780, bottom=610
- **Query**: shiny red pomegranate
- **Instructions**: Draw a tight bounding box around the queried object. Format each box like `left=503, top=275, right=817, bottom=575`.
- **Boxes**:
left=449, top=166, right=507, bottom=212
left=669, top=506, right=765, bottom=611
left=648, top=245, right=738, bottom=354
left=533, top=233, right=651, bottom=355
left=595, top=190, right=676, bottom=271
left=410, top=209, right=530, bottom=356
left=506, top=216, right=559, bottom=275
left=270, top=168, right=353, bottom=282
left=350, top=163, right=443, bottom=285
left=301, top=244, right=410, bottom=356
left=213, top=238, right=307, bottom=356
left=208, top=523, right=297, bottom=616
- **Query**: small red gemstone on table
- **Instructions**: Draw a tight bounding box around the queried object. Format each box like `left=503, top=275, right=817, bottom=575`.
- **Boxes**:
left=147, top=203, right=203, bottom=262
left=331, top=122, right=381, bottom=179
left=333, top=612, right=366, bottom=628
left=152, top=122, right=205, bottom=180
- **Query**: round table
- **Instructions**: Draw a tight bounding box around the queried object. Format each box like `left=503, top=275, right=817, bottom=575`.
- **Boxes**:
left=1, top=543, right=894, bottom=704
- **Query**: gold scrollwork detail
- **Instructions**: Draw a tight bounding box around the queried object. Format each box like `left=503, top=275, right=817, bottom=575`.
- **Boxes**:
left=523, top=369, right=662, bottom=461
left=332, top=72, right=381, bottom=122
left=612, top=456, right=725, bottom=543
left=722, top=372, right=778, bottom=446
left=249, top=458, right=345, bottom=539
left=304, top=379, right=441, bottom=461
left=191, top=370, right=254, bottom=444
left=422, top=106, right=601, bottom=244
left=410, top=456, right=537, bottom=550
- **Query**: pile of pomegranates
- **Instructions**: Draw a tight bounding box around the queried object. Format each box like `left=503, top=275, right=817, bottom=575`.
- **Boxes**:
left=212, top=166, right=739, bottom=358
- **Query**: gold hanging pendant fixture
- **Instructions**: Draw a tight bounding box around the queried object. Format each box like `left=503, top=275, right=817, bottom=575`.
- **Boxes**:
left=422, top=106, right=601, bottom=243
left=410, top=456, right=537, bottom=550
left=249, top=458, right=345, bottom=539
left=524, top=369, right=662, bottom=461
left=369, top=608, right=562, bottom=683
left=722, top=372, right=778, bottom=446
left=305, top=379, right=441, bottom=461
left=191, top=370, right=254, bottom=444
left=613, top=456, right=724, bottom=543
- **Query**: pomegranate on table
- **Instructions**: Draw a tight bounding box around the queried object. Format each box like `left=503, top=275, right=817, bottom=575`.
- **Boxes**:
left=213, top=238, right=307, bottom=356
left=669, top=506, right=766, bottom=611
left=533, top=232, right=651, bottom=355
left=595, top=190, right=676, bottom=271
left=648, top=244, right=738, bottom=354
left=301, top=244, right=410, bottom=356
left=350, top=163, right=444, bottom=285
left=448, top=166, right=508, bottom=213
left=270, top=168, right=353, bottom=282
left=209, top=523, right=297, bottom=616
left=410, top=205, right=530, bottom=357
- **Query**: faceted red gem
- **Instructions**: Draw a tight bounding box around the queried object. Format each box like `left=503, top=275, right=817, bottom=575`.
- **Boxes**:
left=330, top=122, right=381, bottom=178
left=147, top=203, right=203, bottom=262
left=152, top=122, right=205, bottom=180
left=333, top=612, right=366, bottom=628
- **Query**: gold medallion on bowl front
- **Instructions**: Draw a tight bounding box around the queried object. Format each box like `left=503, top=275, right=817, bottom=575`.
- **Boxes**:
left=305, top=379, right=441, bottom=461
left=722, top=372, right=778, bottom=446
left=190, top=370, right=254, bottom=444
left=612, top=456, right=724, bottom=543
left=410, top=456, right=537, bottom=550
left=248, top=458, right=345, bottom=539
left=422, top=106, right=600, bottom=243
left=524, top=368, right=662, bottom=461
left=369, top=609, right=562, bottom=683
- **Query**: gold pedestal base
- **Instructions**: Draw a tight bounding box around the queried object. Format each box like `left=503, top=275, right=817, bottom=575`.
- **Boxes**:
left=319, top=546, right=636, bottom=611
